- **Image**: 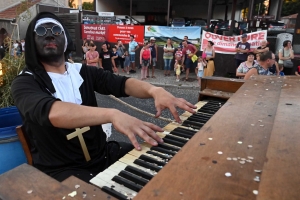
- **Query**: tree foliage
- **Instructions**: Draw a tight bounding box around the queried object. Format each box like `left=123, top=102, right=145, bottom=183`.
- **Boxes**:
left=282, top=0, right=300, bottom=16
left=82, top=2, right=94, bottom=11
left=69, top=0, right=75, bottom=8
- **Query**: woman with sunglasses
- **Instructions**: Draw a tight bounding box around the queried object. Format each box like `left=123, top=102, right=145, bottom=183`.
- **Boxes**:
left=11, top=12, right=196, bottom=183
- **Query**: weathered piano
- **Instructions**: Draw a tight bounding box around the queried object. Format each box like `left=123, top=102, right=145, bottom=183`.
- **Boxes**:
left=1, top=76, right=299, bottom=200
left=90, top=76, right=300, bottom=200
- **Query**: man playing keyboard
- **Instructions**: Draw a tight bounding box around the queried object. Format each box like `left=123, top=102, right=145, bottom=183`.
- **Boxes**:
left=11, top=12, right=196, bottom=183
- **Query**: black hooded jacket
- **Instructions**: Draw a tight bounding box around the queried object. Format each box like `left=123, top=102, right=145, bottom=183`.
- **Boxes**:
left=11, top=12, right=129, bottom=176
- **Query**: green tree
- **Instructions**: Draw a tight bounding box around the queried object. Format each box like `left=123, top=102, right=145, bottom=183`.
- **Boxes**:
left=282, top=0, right=300, bottom=16
left=82, top=2, right=94, bottom=11
left=69, top=0, right=75, bottom=8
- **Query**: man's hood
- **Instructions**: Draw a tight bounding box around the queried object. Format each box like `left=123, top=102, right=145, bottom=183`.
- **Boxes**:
left=24, top=12, right=75, bottom=94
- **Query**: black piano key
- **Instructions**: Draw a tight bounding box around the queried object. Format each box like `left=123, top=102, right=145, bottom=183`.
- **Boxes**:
left=182, top=120, right=204, bottom=129
left=196, top=110, right=214, bottom=116
left=118, top=170, right=148, bottom=186
left=125, top=165, right=153, bottom=180
left=164, top=134, right=188, bottom=144
left=169, top=130, right=193, bottom=139
left=146, top=150, right=172, bottom=160
left=102, top=186, right=127, bottom=200
left=134, top=159, right=162, bottom=172
left=150, top=146, right=176, bottom=156
left=187, top=116, right=209, bottom=123
left=139, top=154, right=166, bottom=166
left=112, top=176, right=143, bottom=192
left=162, top=137, right=185, bottom=147
left=198, top=108, right=217, bottom=114
left=174, top=127, right=197, bottom=133
left=156, top=143, right=181, bottom=152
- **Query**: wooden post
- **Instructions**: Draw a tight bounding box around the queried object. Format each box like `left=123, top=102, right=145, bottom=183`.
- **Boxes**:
left=229, top=0, right=237, bottom=35
left=207, top=0, right=213, bottom=31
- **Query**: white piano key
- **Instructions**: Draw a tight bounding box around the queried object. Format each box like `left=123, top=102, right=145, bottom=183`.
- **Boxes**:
left=90, top=174, right=137, bottom=198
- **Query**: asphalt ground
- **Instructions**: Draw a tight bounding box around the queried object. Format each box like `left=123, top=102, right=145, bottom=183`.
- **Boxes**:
left=95, top=86, right=199, bottom=144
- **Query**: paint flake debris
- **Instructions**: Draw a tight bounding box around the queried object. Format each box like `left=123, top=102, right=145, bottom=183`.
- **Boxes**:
left=217, top=151, right=223, bottom=155
left=225, top=172, right=232, bottom=177
left=253, top=190, right=258, bottom=195
left=237, top=141, right=243, bottom=144
left=27, top=190, right=33, bottom=194
left=75, top=185, right=80, bottom=189
left=68, top=191, right=77, bottom=197
left=227, top=157, right=232, bottom=160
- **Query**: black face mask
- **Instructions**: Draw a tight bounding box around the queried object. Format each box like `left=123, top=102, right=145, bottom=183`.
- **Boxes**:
left=34, top=23, right=65, bottom=63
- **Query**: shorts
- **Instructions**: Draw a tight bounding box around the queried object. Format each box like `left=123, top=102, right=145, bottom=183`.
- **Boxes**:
left=130, top=54, right=135, bottom=62
left=152, top=57, right=156, bottom=66
left=185, top=58, right=193, bottom=69
left=142, top=59, right=150, bottom=67
left=197, top=70, right=203, bottom=78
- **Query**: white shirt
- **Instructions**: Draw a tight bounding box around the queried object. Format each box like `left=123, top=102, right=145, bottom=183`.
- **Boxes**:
left=47, top=62, right=83, bottom=104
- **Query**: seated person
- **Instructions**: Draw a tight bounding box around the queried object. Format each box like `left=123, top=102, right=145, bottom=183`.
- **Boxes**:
left=244, top=51, right=275, bottom=80
left=11, top=12, right=196, bottom=183
left=236, top=52, right=257, bottom=78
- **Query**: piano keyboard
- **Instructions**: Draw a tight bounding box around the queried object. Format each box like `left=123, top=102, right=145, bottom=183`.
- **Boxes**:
left=90, top=100, right=225, bottom=199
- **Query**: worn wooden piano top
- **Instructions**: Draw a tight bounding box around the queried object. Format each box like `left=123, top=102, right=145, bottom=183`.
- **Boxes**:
left=0, top=163, right=115, bottom=200
left=135, top=75, right=300, bottom=200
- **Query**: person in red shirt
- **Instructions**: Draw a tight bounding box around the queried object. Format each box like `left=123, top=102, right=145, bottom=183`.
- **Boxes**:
left=182, top=40, right=197, bottom=81
left=295, top=66, right=300, bottom=76
left=85, top=43, right=99, bottom=67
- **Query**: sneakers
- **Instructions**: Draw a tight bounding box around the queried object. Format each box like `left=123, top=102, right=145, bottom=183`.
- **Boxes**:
left=176, top=79, right=180, bottom=82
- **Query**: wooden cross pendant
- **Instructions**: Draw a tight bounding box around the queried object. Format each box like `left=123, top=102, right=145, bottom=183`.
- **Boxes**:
left=66, top=126, right=91, bottom=161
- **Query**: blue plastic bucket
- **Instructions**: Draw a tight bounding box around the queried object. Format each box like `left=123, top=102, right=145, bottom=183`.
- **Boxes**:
left=0, top=111, right=22, bottom=128
left=0, top=126, right=27, bottom=174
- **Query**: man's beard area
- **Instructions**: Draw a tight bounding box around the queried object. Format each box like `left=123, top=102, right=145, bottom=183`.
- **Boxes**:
left=37, top=48, right=64, bottom=63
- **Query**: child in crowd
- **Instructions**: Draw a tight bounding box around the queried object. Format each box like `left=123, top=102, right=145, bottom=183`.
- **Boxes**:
left=174, top=60, right=182, bottom=82
left=124, top=51, right=130, bottom=74
left=140, top=42, right=151, bottom=80
left=279, top=65, right=285, bottom=76
left=196, top=57, right=207, bottom=88
left=174, top=45, right=183, bottom=75
left=111, top=46, right=119, bottom=74
left=175, top=45, right=183, bottom=61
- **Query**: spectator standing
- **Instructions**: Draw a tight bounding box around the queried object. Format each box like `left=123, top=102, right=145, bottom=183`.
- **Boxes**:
left=21, top=39, right=25, bottom=53
left=203, top=41, right=215, bottom=77
left=163, top=38, right=174, bottom=76
left=182, top=40, right=197, bottom=81
left=140, top=42, right=151, bottom=80
left=82, top=41, right=89, bottom=64
left=244, top=51, right=275, bottom=80
left=124, top=50, right=130, bottom=74
left=99, top=43, right=116, bottom=73
left=278, top=40, right=294, bottom=75
left=196, top=57, right=206, bottom=88
left=85, top=43, right=99, bottom=67
left=111, top=46, right=119, bottom=74
left=116, top=40, right=125, bottom=72
left=148, top=37, right=158, bottom=78
left=253, top=40, right=269, bottom=55
left=235, top=33, right=250, bottom=68
left=174, top=60, right=182, bottom=82
left=128, top=35, right=139, bottom=73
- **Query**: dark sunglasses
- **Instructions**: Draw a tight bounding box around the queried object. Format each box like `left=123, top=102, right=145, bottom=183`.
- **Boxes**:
left=34, top=25, right=63, bottom=36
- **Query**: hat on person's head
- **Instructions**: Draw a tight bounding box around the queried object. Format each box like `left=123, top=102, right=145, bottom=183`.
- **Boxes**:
left=150, top=37, right=156, bottom=41
left=241, top=33, right=247, bottom=38
left=177, top=45, right=182, bottom=49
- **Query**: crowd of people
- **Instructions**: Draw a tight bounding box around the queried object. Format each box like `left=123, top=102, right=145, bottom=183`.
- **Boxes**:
left=80, top=34, right=218, bottom=89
